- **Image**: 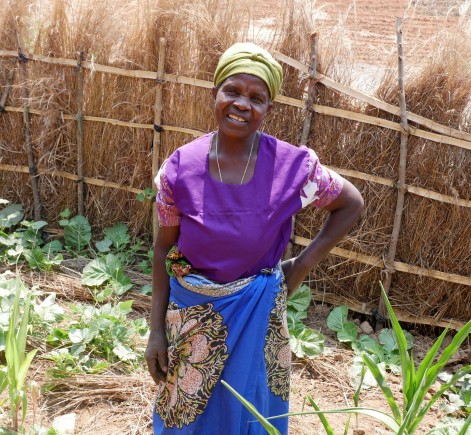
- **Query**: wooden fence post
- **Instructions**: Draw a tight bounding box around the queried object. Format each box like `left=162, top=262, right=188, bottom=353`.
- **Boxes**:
left=378, top=17, right=409, bottom=324
left=18, top=50, right=41, bottom=221
left=0, top=59, right=17, bottom=112
left=152, top=38, right=166, bottom=244
left=76, top=51, right=85, bottom=216
left=285, top=33, right=319, bottom=261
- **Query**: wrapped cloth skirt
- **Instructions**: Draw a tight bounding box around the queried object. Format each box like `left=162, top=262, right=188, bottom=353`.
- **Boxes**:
left=153, top=266, right=290, bottom=435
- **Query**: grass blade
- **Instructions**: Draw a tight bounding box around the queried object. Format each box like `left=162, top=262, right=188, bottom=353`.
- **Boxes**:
left=267, top=407, right=403, bottom=433
left=362, top=353, right=401, bottom=422
left=380, top=283, right=415, bottom=410
left=306, top=396, right=335, bottom=435
left=221, top=380, right=281, bottom=435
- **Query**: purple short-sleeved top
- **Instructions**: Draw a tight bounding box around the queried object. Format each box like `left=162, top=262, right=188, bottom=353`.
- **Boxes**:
left=155, top=132, right=343, bottom=283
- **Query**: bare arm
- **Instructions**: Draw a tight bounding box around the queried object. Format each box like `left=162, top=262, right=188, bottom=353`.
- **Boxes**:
left=144, top=225, right=180, bottom=384
left=282, top=178, right=364, bottom=295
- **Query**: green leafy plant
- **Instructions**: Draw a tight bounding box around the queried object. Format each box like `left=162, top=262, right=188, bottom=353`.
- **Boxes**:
left=327, top=304, right=414, bottom=384
left=439, top=372, right=471, bottom=416
left=95, top=222, right=144, bottom=266
left=59, top=209, right=91, bottom=254
left=81, top=253, right=133, bottom=298
left=0, top=276, right=38, bottom=432
left=224, top=283, right=471, bottom=434
left=136, top=187, right=157, bottom=202
left=45, top=300, right=148, bottom=375
left=287, top=285, right=324, bottom=359
left=0, top=201, right=62, bottom=270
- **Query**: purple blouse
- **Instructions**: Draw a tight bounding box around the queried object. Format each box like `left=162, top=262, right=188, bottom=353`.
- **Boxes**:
left=155, top=132, right=343, bottom=283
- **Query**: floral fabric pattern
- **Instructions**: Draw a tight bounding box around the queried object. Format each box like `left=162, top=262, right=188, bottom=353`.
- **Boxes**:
left=300, top=148, right=343, bottom=209
left=264, top=287, right=291, bottom=401
left=155, top=302, right=229, bottom=429
left=165, top=245, right=194, bottom=277
left=154, top=160, right=181, bottom=227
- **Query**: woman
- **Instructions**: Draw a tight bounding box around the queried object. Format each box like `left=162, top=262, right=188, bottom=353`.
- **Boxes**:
left=145, top=43, right=364, bottom=435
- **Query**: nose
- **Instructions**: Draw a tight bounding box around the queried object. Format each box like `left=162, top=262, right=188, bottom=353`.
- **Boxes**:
left=233, top=95, right=250, bottom=111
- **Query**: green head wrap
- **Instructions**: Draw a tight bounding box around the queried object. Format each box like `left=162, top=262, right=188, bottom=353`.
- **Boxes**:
left=213, top=42, right=283, bottom=100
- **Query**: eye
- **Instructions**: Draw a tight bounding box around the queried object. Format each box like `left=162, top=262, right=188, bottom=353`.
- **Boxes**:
left=224, top=88, right=239, bottom=96
left=251, top=96, right=264, bottom=104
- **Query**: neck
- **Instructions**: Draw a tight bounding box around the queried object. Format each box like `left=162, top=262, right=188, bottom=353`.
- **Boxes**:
left=216, top=131, right=258, bottom=156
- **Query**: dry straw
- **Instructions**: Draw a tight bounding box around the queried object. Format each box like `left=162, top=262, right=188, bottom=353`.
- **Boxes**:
left=0, top=0, right=470, bottom=326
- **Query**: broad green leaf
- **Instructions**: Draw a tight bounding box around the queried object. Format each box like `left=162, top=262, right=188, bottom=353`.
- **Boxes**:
left=0, top=204, right=24, bottom=228
left=95, top=239, right=112, bottom=252
left=287, top=309, right=307, bottom=330
left=221, top=380, right=281, bottom=435
left=139, top=284, right=152, bottom=295
left=337, top=321, right=358, bottom=343
left=23, top=220, right=48, bottom=231
left=81, top=254, right=124, bottom=287
left=63, top=215, right=91, bottom=251
left=69, top=328, right=95, bottom=344
left=42, top=240, right=63, bottom=254
left=380, top=328, right=414, bottom=352
left=59, top=208, right=71, bottom=219
left=117, top=300, right=134, bottom=315
left=286, top=284, right=311, bottom=313
left=113, top=344, right=137, bottom=361
left=23, top=247, right=47, bottom=270
left=69, top=343, right=86, bottom=356
left=326, top=305, right=349, bottom=332
left=112, top=280, right=132, bottom=296
left=103, top=222, right=130, bottom=249
left=289, top=328, right=324, bottom=359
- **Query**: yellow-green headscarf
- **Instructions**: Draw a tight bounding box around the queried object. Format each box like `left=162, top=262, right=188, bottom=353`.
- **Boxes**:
left=213, top=43, right=283, bottom=100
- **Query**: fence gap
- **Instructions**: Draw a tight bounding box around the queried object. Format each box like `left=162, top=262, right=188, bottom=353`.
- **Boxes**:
left=18, top=50, right=41, bottom=221
left=378, top=17, right=410, bottom=325
left=152, top=38, right=167, bottom=243
left=76, top=51, right=85, bottom=216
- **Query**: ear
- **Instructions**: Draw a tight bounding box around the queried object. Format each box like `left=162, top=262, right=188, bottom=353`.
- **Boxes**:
left=266, top=101, right=273, bottom=115
left=211, top=87, right=218, bottom=99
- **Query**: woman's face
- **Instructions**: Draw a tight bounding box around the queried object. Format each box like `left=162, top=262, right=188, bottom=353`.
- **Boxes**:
left=212, top=74, right=272, bottom=140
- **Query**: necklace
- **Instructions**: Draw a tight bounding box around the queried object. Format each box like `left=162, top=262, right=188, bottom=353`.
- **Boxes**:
left=215, top=132, right=257, bottom=185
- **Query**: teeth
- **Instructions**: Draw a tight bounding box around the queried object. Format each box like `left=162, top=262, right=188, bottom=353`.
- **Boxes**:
left=228, top=114, right=246, bottom=122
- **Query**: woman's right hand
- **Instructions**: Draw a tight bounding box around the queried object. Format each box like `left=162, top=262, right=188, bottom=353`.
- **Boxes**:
left=145, top=329, right=168, bottom=385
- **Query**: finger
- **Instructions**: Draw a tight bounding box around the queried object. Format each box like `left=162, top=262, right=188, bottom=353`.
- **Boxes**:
left=146, top=357, right=166, bottom=384
left=157, top=349, right=168, bottom=374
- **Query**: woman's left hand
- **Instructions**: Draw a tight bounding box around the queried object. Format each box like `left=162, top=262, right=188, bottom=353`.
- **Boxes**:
left=281, top=258, right=309, bottom=296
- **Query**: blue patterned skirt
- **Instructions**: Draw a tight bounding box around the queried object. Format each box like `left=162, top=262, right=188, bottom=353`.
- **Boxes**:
left=153, top=266, right=290, bottom=434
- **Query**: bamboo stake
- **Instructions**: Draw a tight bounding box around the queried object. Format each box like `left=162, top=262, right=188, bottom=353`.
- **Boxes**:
left=300, top=33, right=319, bottom=145
left=0, top=59, right=17, bottom=112
left=285, top=33, right=319, bottom=261
left=18, top=51, right=41, bottom=221
left=294, top=236, right=471, bottom=286
left=76, top=52, right=85, bottom=216
left=378, top=17, right=409, bottom=324
left=2, top=162, right=470, bottom=210
left=309, top=290, right=465, bottom=331
left=273, top=50, right=471, bottom=144
left=152, top=38, right=166, bottom=244
left=2, top=48, right=471, bottom=145
left=3, top=102, right=471, bottom=150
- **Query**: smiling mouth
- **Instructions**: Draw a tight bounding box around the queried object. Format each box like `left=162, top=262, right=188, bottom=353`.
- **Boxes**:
left=227, top=114, right=247, bottom=122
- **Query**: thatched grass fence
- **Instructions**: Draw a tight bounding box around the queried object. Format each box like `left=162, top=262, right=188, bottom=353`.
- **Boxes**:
left=1, top=0, right=470, bottom=330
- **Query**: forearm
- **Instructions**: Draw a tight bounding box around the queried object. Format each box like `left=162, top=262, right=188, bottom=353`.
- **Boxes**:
left=149, top=245, right=170, bottom=333
left=284, top=178, right=363, bottom=293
